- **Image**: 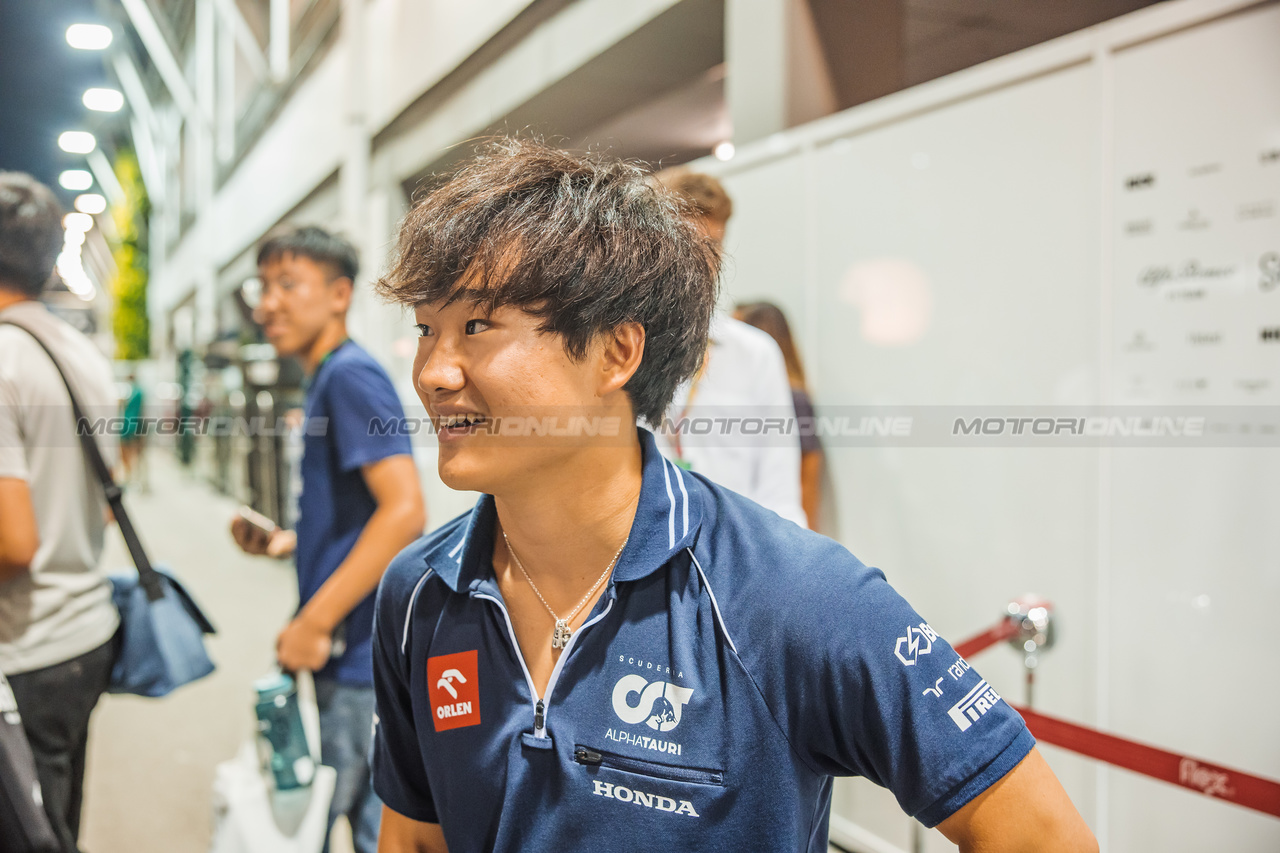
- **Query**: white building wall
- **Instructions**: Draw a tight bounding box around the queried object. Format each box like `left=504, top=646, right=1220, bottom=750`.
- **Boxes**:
left=702, top=1, right=1280, bottom=851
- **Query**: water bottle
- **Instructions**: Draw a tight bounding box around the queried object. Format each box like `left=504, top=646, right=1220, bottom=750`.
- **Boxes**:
left=254, top=671, right=315, bottom=790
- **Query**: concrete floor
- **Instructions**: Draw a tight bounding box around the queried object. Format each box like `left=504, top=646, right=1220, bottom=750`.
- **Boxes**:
left=79, top=453, right=356, bottom=853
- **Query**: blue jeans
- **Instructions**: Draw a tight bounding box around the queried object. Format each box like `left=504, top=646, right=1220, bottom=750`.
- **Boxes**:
left=315, top=678, right=382, bottom=853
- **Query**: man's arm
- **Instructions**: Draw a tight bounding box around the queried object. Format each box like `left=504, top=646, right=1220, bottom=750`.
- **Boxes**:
left=0, top=477, right=38, bottom=582
left=378, top=806, right=448, bottom=853
left=936, top=747, right=1098, bottom=853
left=277, top=454, right=425, bottom=671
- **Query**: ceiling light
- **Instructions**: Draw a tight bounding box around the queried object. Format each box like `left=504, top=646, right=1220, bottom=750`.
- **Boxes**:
left=58, top=132, right=97, bottom=154
left=714, top=141, right=735, bottom=161
left=59, top=170, right=94, bottom=191
left=83, top=88, right=124, bottom=112
left=75, top=194, right=107, bottom=215
left=63, top=213, right=94, bottom=233
left=66, top=24, right=113, bottom=50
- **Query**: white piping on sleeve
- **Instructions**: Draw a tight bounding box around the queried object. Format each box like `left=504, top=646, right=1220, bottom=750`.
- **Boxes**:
left=660, top=457, right=677, bottom=548
left=687, top=548, right=737, bottom=655
left=400, top=569, right=434, bottom=655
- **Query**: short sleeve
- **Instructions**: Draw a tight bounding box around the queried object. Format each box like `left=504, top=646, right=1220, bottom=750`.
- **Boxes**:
left=0, top=374, right=29, bottom=480
left=786, top=560, right=1033, bottom=826
left=371, top=557, right=439, bottom=823
left=324, top=360, right=414, bottom=473
left=722, top=531, right=1035, bottom=828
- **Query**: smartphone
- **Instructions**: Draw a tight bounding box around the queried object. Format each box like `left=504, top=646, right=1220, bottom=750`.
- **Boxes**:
left=238, top=506, right=278, bottom=537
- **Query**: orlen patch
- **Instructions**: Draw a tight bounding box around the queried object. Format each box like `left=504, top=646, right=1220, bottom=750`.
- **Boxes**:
left=428, top=650, right=481, bottom=732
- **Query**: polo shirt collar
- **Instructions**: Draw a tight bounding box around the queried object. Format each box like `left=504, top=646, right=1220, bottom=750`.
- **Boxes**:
left=422, top=427, right=702, bottom=592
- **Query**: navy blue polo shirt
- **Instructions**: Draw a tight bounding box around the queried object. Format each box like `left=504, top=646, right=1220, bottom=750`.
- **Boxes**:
left=371, top=428, right=1034, bottom=850
left=297, top=339, right=413, bottom=686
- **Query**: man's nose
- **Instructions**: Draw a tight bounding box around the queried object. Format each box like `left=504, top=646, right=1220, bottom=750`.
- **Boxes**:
left=417, top=336, right=466, bottom=395
left=254, top=285, right=279, bottom=324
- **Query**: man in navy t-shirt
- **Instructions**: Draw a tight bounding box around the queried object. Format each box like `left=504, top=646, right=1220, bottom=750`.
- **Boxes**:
left=369, top=141, right=1097, bottom=852
left=231, top=226, right=426, bottom=853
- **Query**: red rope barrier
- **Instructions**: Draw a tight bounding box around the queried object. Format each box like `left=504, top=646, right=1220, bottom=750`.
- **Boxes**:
left=950, top=616, right=1280, bottom=820
left=952, top=618, right=1021, bottom=659
left=1014, top=706, right=1280, bottom=819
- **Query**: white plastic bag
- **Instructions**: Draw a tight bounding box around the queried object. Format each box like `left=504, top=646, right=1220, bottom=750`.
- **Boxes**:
left=209, top=671, right=334, bottom=853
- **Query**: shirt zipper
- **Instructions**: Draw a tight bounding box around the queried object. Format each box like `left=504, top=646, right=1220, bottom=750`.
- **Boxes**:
left=473, top=592, right=616, bottom=739
left=572, top=745, right=724, bottom=786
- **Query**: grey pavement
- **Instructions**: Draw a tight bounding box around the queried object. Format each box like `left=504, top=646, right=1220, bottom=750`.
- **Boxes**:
left=79, top=451, right=355, bottom=853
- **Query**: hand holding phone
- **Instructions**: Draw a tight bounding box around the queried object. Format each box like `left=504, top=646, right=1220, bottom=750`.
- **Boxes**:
left=231, top=506, right=279, bottom=556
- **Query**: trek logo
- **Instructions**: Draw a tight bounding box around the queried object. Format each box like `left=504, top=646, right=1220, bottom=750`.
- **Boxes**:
left=894, top=622, right=938, bottom=666
left=947, top=680, right=1003, bottom=732
left=427, top=650, right=480, bottom=732
left=612, top=675, right=694, bottom=733
left=592, top=780, right=699, bottom=817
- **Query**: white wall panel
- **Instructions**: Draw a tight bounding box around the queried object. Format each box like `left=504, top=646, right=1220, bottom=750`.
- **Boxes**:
left=712, top=1, right=1279, bottom=850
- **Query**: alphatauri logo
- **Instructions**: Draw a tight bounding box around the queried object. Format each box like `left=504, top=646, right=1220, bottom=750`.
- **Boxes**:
left=611, top=675, right=694, bottom=733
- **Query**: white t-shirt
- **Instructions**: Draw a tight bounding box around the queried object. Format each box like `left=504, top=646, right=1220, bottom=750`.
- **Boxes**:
left=655, top=315, right=806, bottom=527
left=0, top=300, right=119, bottom=674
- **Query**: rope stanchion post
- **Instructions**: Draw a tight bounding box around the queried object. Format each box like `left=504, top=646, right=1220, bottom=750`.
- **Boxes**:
left=1003, top=596, right=1055, bottom=707
left=947, top=597, right=1280, bottom=822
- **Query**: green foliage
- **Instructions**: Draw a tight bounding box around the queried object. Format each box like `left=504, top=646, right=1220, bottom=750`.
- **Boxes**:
left=110, top=150, right=151, bottom=360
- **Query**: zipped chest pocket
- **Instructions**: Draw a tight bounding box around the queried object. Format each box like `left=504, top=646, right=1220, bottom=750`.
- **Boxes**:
left=574, top=745, right=724, bottom=786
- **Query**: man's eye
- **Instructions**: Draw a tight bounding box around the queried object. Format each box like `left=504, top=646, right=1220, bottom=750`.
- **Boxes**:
left=465, top=319, right=490, bottom=334
left=414, top=324, right=433, bottom=337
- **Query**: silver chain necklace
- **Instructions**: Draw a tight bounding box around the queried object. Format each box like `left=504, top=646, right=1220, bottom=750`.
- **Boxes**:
left=502, top=530, right=628, bottom=650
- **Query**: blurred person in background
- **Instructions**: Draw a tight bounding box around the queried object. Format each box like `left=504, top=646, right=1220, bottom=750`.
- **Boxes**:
left=649, top=168, right=806, bottom=527
left=119, top=370, right=146, bottom=490
left=734, top=301, right=823, bottom=530
left=0, top=172, right=120, bottom=853
left=229, top=226, right=426, bottom=853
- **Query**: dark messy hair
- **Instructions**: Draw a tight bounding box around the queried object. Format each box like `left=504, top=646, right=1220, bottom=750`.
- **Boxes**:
left=256, top=225, right=359, bottom=282
left=376, top=138, right=720, bottom=424
left=0, top=172, right=64, bottom=297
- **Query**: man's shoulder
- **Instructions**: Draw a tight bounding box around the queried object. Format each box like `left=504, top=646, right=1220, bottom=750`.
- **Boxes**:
left=0, top=304, right=113, bottom=400
left=712, top=315, right=783, bottom=359
left=694, top=475, right=871, bottom=590
left=325, top=341, right=396, bottom=387
left=313, top=341, right=408, bottom=428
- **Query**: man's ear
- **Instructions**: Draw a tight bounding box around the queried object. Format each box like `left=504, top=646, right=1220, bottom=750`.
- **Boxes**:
left=330, top=276, right=354, bottom=315
left=598, top=322, right=645, bottom=397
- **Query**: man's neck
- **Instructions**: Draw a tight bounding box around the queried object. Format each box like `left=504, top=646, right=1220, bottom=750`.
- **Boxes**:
left=493, top=431, right=643, bottom=597
left=0, top=289, right=33, bottom=313
left=302, top=321, right=349, bottom=374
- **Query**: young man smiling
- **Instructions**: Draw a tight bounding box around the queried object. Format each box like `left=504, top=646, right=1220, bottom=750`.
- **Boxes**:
left=369, top=141, right=1097, bottom=853
left=230, top=226, right=425, bottom=853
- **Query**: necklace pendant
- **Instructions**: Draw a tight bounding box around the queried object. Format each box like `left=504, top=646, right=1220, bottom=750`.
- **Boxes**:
left=552, top=619, right=572, bottom=650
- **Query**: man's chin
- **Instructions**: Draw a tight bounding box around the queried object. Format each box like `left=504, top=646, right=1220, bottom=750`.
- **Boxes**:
left=266, top=336, right=300, bottom=358
left=436, top=453, right=491, bottom=494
